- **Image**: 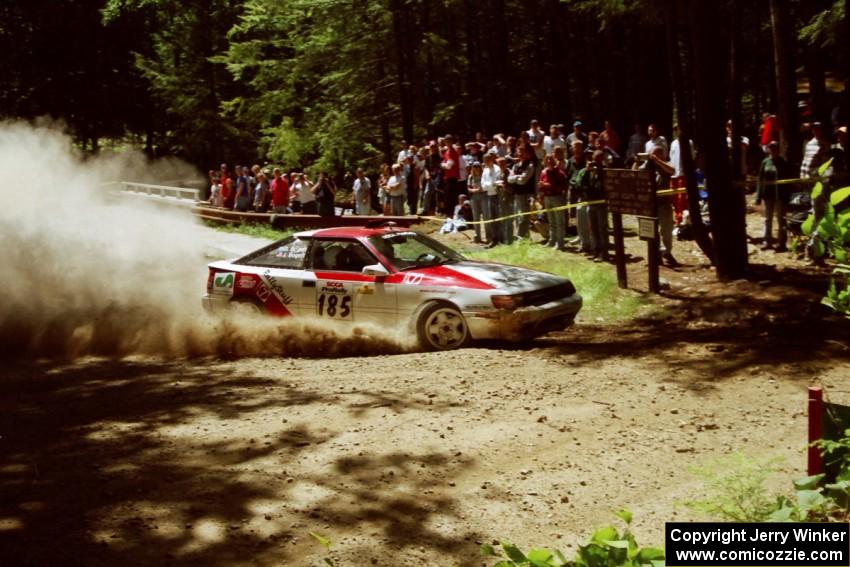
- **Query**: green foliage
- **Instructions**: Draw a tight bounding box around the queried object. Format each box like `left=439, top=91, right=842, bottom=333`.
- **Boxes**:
left=810, top=187, right=850, bottom=316
left=815, top=428, right=850, bottom=474
left=688, top=431, right=850, bottom=524
left=822, top=264, right=850, bottom=317
left=310, top=532, right=336, bottom=566
left=799, top=0, right=845, bottom=48
left=220, top=0, right=393, bottom=173
left=685, top=453, right=785, bottom=522
left=104, top=0, right=248, bottom=166
left=482, top=512, right=664, bottom=567
left=768, top=467, right=850, bottom=522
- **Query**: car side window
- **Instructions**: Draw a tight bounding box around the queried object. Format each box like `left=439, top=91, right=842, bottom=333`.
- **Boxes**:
left=240, top=237, right=309, bottom=269
left=310, top=240, right=376, bottom=272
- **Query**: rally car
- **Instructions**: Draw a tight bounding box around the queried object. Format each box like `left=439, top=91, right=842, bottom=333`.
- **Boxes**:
left=202, top=226, right=582, bottom=350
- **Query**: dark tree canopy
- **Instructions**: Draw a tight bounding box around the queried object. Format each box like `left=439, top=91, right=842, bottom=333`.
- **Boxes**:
left=1, top=0, right=847, bottom=277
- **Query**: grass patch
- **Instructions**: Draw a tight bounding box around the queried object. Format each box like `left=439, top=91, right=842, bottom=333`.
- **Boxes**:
left=202, top=220, right=296, bottom=241
left=464, top=239, right=653, bottom=322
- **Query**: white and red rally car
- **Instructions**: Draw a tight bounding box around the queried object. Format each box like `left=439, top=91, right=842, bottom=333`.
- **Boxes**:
left=202, top=226, right=582, bottom=350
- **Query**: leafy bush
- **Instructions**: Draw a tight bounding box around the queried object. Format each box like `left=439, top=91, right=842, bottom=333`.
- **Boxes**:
left=798, top=160, right=850, bottom=317
left=686, top=433, right=850, bottom=524
left=481, top=510, right=665, bottom=567
left=684, top=453, right=784, bottom=522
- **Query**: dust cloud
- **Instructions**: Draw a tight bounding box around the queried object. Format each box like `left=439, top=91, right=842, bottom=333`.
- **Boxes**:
left=0, top=122, right=413, bottom=359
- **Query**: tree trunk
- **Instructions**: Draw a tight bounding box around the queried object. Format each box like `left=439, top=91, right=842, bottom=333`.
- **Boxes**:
left=490, top=0, right=513, bottom=133
left=464, top=0, right=482, bottom=133
left=376, top=57, right=392, bottom=165
left=804, top=45, right=827, bottom=125
left=729, top=0, right=744, bottom=181
left=421, top=0, right=436, bottom=140
left=390, top=0, right=413, bottom=143
left=692, top=0, right=748, bottom=279
left=665, top=0, right=714, bottom=263
left=769, top=0, right=801, bottom=167
left=547, top=0, right=570, bottom=122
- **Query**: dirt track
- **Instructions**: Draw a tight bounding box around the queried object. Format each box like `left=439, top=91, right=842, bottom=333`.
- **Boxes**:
left=2, top=319, right=848, bottom=566
left=3, top=216, right=850, bottom=566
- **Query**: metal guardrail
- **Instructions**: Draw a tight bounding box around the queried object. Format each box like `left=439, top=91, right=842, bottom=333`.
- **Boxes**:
left=120, top=182, right=200, bottom=201
left=113, top=182, right=423, bottom=228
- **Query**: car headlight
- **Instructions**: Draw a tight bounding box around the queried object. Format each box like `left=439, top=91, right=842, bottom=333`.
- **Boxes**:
left=491, top=294, right=524, bottom=309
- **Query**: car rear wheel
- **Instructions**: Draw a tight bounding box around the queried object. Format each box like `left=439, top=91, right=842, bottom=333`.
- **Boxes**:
left=417, top=302, right=469, bottom=351
left=230, top=298, right=264, bottom=316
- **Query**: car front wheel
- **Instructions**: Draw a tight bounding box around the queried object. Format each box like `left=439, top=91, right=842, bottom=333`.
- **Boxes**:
left=416, top=302, right=469, bottom=351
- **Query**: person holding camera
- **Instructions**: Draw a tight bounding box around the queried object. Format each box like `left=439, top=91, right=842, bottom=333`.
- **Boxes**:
left=637, top=145, right=678, bottom=266
left=311, top=172, right=336, bottom=217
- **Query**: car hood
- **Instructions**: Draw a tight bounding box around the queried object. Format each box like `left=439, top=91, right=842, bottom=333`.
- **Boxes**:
left=445, top=261, right=567, bottom=293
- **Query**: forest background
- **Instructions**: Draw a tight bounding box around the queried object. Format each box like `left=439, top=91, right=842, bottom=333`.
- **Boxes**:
left=1, top=0, right=848, bottom=277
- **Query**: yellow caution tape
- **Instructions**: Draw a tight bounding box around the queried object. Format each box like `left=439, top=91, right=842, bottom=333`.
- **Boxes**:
left=422, top=198, right=607, bottom=226
left=422, top=175, right=824, bottom=226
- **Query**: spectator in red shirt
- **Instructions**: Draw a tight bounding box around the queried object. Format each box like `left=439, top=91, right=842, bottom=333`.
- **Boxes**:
left=600, top=120, right=621, bottom=154
left=760, top=113, right=780, bottom=154
left=219, top=163, right=235, bottom=209
left=270, top=168, right=290, bottom=213
left=440, top=134, right=460, bottom=215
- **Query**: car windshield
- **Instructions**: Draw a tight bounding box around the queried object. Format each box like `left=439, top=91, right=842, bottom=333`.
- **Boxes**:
left=368, top=232, right=465, bottom=271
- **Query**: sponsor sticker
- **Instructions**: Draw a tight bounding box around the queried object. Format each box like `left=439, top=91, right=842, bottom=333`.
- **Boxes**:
left=402, top=272, right=425, bottom=285
left=212, top=272, right=236, bottom=296
left=317, top=281, right=353, bottom=319
left=238, top=275, right=257, bottom=289
left=256, top=283, right=271, bottom=303
left=261, top=270, right=294, bottom=305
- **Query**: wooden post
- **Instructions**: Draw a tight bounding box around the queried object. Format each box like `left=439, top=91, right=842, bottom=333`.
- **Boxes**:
left=808, top=386, right=824, bottom=476
left=612, top=213, right=627, bottom=288
left=647, top=162, right=660, bottom=293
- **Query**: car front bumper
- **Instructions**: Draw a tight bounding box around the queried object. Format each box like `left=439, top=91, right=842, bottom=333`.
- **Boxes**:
left=464, top=293, right=583, bottom=341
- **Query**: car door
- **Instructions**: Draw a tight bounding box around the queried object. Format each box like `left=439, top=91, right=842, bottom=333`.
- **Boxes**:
left=306, top=239, right=397, bottom=325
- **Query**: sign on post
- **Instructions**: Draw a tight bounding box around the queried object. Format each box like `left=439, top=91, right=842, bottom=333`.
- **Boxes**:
left=602, top=168, right=660, bottom=293
left=637, top=216, right=658, bottom=240
left=602, top=169, right=655, bottom=217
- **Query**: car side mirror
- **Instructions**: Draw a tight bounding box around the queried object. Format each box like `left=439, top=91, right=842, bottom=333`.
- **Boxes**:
left=362, top=264, right=389, bottom=278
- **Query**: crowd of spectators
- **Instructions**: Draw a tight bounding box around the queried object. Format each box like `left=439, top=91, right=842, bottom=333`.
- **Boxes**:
left=208, top=164, right=336, bottom=217
left=208, top=109, right=848, bottom=265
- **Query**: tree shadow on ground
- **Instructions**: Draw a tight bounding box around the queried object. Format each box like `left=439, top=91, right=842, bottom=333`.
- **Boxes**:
left=528, top=261, right=850, bottom=390
left=0, top=358, right=472, bottom=566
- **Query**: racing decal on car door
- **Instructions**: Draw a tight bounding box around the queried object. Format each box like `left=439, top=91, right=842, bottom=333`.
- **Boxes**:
left=212, top=272, right=236, bottom=296
left=260, top=269, right=294, bottom=305
left=316, top=281, right=353, bottom=320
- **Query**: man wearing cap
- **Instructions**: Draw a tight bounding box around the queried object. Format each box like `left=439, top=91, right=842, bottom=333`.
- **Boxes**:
left=566, top=120, right=588, bottom=148
left=755, top=141, right=791, bottom=251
